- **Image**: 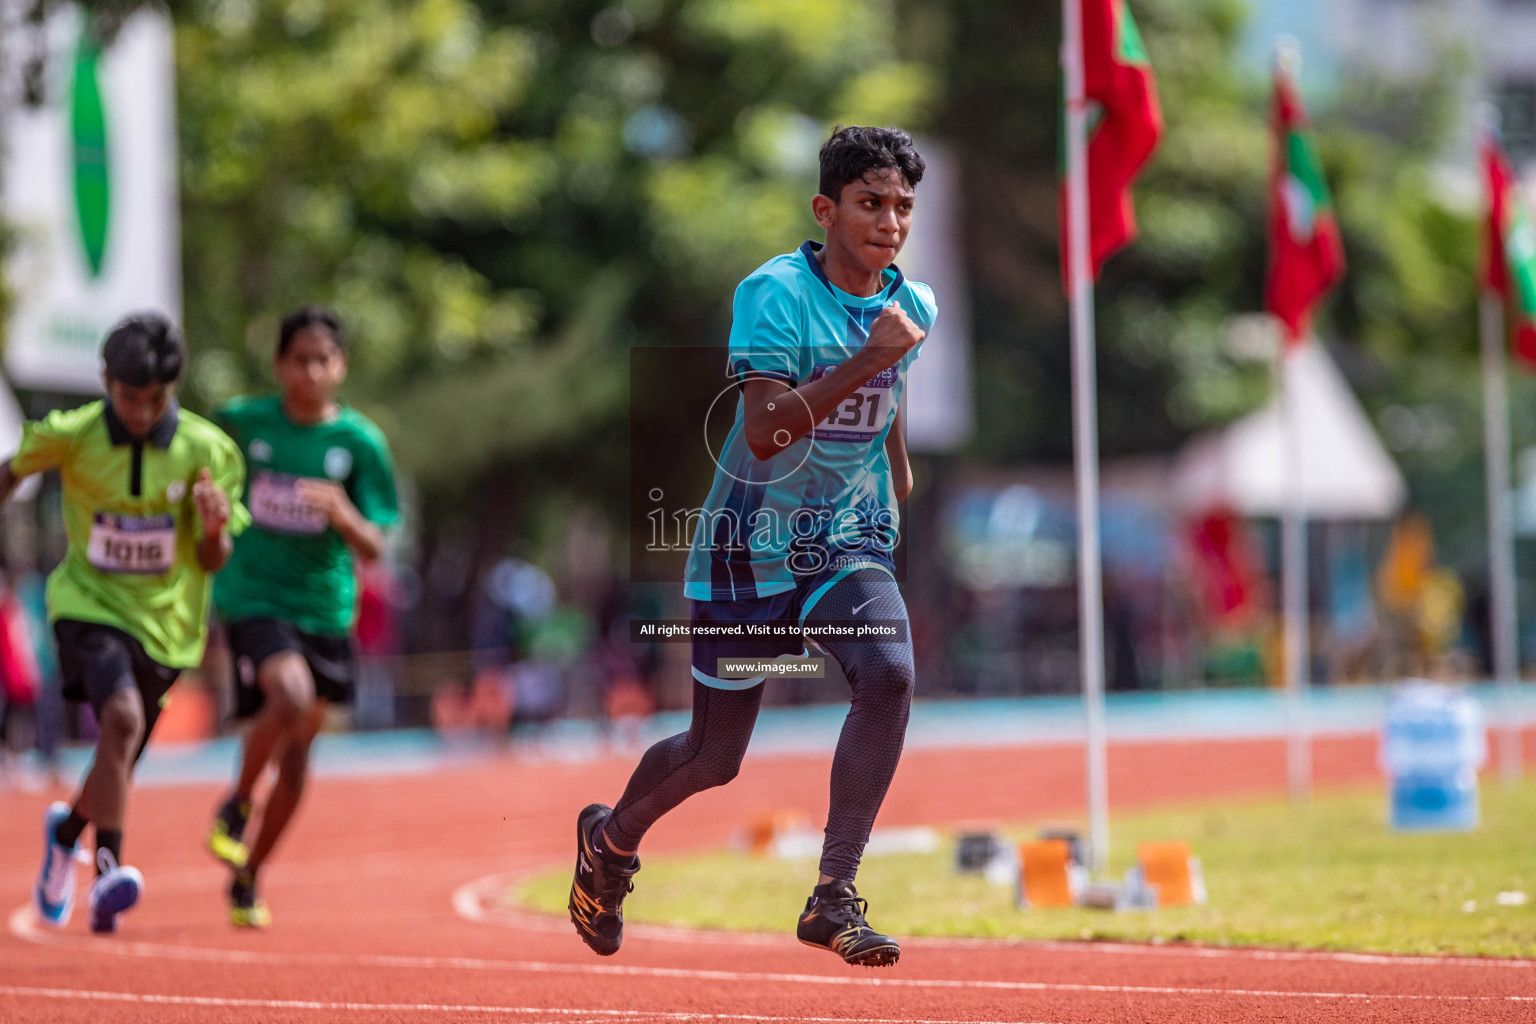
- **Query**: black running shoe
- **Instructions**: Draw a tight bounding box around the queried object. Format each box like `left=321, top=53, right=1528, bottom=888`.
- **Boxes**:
left=568, top=803, right=639, bottom=956
left=206, top=794, right=251, bottom=870
left=796, top=880, right=900, bottom=967
left=228, top=869, right=271, bottom=929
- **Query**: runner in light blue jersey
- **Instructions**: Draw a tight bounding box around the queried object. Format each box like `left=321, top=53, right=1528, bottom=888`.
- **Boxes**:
left=682, top=240, right=937, bottom=603
left=572, top=127, right=934, bottom=969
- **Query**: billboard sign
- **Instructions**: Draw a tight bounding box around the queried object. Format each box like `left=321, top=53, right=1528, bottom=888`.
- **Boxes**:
left=1, top=4, right=180, bottom=393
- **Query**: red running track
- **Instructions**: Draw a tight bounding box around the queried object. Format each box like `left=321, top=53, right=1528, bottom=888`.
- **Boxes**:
left=2, top=731, right=1534, bottom=1024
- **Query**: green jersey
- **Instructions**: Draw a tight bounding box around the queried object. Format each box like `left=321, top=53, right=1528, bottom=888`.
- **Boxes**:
left=11, top=401, right=250, bottom=669
left=213, top=395, right=398, bottom=636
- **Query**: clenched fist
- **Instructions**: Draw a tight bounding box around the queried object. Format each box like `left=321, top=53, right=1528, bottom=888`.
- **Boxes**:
left=861, top=302, right=925, bottom=371
left=193, top=468, right=230, bottom=538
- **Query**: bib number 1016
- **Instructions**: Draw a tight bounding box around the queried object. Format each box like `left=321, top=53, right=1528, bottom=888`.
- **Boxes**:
left=88, top=513, right=176, bottom=575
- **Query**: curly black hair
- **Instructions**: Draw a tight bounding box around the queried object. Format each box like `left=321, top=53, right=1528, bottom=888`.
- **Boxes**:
left=817, top=125, right=925, bottom=203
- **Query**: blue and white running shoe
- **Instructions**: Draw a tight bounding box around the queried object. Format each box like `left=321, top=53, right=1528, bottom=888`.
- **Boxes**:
left=88, top=850, right=143, bottom=935
left=33, top=802, right=78, bottom=928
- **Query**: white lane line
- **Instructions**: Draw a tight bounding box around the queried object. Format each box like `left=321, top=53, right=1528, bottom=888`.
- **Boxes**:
left=10, top=906, right=1532, bottom=1004
left=0, top=986, right=1053, bottom=1024
left=456, top=871, right=1536, bottom=971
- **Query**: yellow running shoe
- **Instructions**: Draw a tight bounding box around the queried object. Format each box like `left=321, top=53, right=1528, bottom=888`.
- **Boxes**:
left=206, top=796, right=251, bottom=870
left=229, top=870, right=271, bottom=929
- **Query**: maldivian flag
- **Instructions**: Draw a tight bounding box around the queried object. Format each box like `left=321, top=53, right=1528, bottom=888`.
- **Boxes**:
left=1480, top=128, right=1536, bottom=367
left=1265, top=64, right=1344, bottom=342
left=1059, top=0, right=1163, bottom=288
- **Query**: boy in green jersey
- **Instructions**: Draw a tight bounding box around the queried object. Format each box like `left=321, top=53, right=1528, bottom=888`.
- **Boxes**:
left=17, top=314, right=247, bottom=934
left=204, top=307, right=398, bottom=927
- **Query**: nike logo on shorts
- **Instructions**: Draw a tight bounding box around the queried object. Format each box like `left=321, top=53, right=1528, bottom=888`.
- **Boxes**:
left=850, top=597, right=878, bottom=616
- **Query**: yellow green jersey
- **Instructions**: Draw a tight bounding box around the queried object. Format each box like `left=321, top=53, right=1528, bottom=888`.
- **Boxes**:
left=11, top=401, right=250, bottom=668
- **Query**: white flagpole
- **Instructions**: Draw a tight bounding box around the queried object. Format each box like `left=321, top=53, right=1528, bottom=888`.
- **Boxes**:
left=1280, top=342, right=1311, bottom=800
left=1276, top=41, right=1311, bottom=802
left=1062, top=0, right=1110, bottom=875
left=1480, top=288, right=1522, bottom=782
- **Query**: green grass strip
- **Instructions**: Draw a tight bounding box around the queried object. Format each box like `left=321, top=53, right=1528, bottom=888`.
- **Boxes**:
left=518, top=780, right=1536, bottom=957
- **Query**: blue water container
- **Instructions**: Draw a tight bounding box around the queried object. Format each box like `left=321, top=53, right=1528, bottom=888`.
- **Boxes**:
left=1379, top=682, right=1487, bottom=831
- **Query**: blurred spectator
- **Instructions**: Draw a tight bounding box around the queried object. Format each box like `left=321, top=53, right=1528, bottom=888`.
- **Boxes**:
left=429, top=666, right=516, bottom=742
left=1104, top=574, right=1142, bottom=692
left=1376, top=512, right=1466, bottom=678
left=13, top=566, right=62, bottom=770
left=354, top=559, right=406, bottom=729
left=0, top=572, right=43, bottom=786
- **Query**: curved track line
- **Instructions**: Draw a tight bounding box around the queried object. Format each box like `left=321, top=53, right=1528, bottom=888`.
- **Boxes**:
left=454, top=869, right=1536, bottom=971
left=0, top=985, right=1054, bottom=1024
left=16, top=902, right=1530, bottom=1005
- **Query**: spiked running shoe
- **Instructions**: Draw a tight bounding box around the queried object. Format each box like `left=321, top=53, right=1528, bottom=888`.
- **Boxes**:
left=88, top=851, right=143, bottom=935
left=568, top=803, right=639, bottom=956
left=229, top=869, right=272, bottom=929
left=796, top=880, right=900, bottom=967
left=206, top=794, right=251, bottom=870
left=33, top=802, right=78, bottom=927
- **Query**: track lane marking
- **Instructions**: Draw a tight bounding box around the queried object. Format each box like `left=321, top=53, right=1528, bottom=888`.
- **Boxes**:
left=0, top=986, right=1054, bottom=1023
left=10, top=906, right=1533, bottom=1004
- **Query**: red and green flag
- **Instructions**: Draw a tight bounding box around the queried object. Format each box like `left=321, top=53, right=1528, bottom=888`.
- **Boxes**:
left=1059, top=0, right=1163, bottom=288
left=1265, top=64, right=1344, bottom=343
left=1480, top=128, right=1536, bottom=367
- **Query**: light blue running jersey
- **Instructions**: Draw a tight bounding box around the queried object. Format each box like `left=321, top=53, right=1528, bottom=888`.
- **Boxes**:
left=683, top=241, right=939, bottom=602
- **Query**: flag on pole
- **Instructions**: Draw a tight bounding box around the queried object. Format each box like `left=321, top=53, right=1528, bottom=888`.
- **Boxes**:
left=1265, top=61, right=1344, bottom=342
left=1480, top=128, right=1536, bottom=367
left=1059, top=0, right=1163, bottom=288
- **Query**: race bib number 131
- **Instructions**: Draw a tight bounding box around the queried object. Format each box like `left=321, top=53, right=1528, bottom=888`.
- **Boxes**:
left=810, top=363, right=898, bottom=443
left=89, top=513, right=176, bottom=575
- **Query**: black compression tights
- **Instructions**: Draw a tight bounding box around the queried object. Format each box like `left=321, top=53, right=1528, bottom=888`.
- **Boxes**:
left=605, top=568, right=914, bottom=882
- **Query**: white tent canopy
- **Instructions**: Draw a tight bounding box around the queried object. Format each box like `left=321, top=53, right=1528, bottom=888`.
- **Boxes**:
left=1171, top=342, right=1407, bottom=519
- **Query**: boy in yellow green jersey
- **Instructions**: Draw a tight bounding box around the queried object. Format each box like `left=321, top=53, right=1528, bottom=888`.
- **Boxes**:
left=203, top=307, right=398, bottom=927
left=18, top=314, right=248, bottom=934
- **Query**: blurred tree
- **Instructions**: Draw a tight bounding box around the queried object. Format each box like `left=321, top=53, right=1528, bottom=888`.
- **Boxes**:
left=165, top=0, right=931, bottom=483
left=154, top=0, right=934, bottom=647
left=4, top=0, right=1494, bottom=609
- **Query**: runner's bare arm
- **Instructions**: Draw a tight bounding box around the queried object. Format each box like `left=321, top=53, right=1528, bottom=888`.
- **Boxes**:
left=293, top=479, right=385, bottom=561
left=194, top=468, right=234, bottom=571
left=885, top=399, right=911, bottom=503
left=742, top=304, right=923, bottom=460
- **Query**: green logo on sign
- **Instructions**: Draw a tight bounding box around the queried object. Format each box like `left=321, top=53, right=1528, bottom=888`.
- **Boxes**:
left=70, top=32, right=111, bottom=279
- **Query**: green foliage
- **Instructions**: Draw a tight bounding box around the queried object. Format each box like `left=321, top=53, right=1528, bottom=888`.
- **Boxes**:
left=11, top=0, right=1491, bottom=572
left=172, top=0, right=934, bottom=490
left=176, top=0, right=552, bottom=420
left=518, top=780, right=1536, bottom=956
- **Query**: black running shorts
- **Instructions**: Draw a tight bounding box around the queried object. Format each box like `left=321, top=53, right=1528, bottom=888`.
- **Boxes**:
left=53, top=619, right=181, bottom=763
left=227, top=617, right=355, bottom=718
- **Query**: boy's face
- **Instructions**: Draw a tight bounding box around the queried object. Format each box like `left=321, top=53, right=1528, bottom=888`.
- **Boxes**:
left=812, top=168, right=916, bottom=274
left=275, top=326, right=347, bottom=405
left=105, top=379, right=176, bottom=439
